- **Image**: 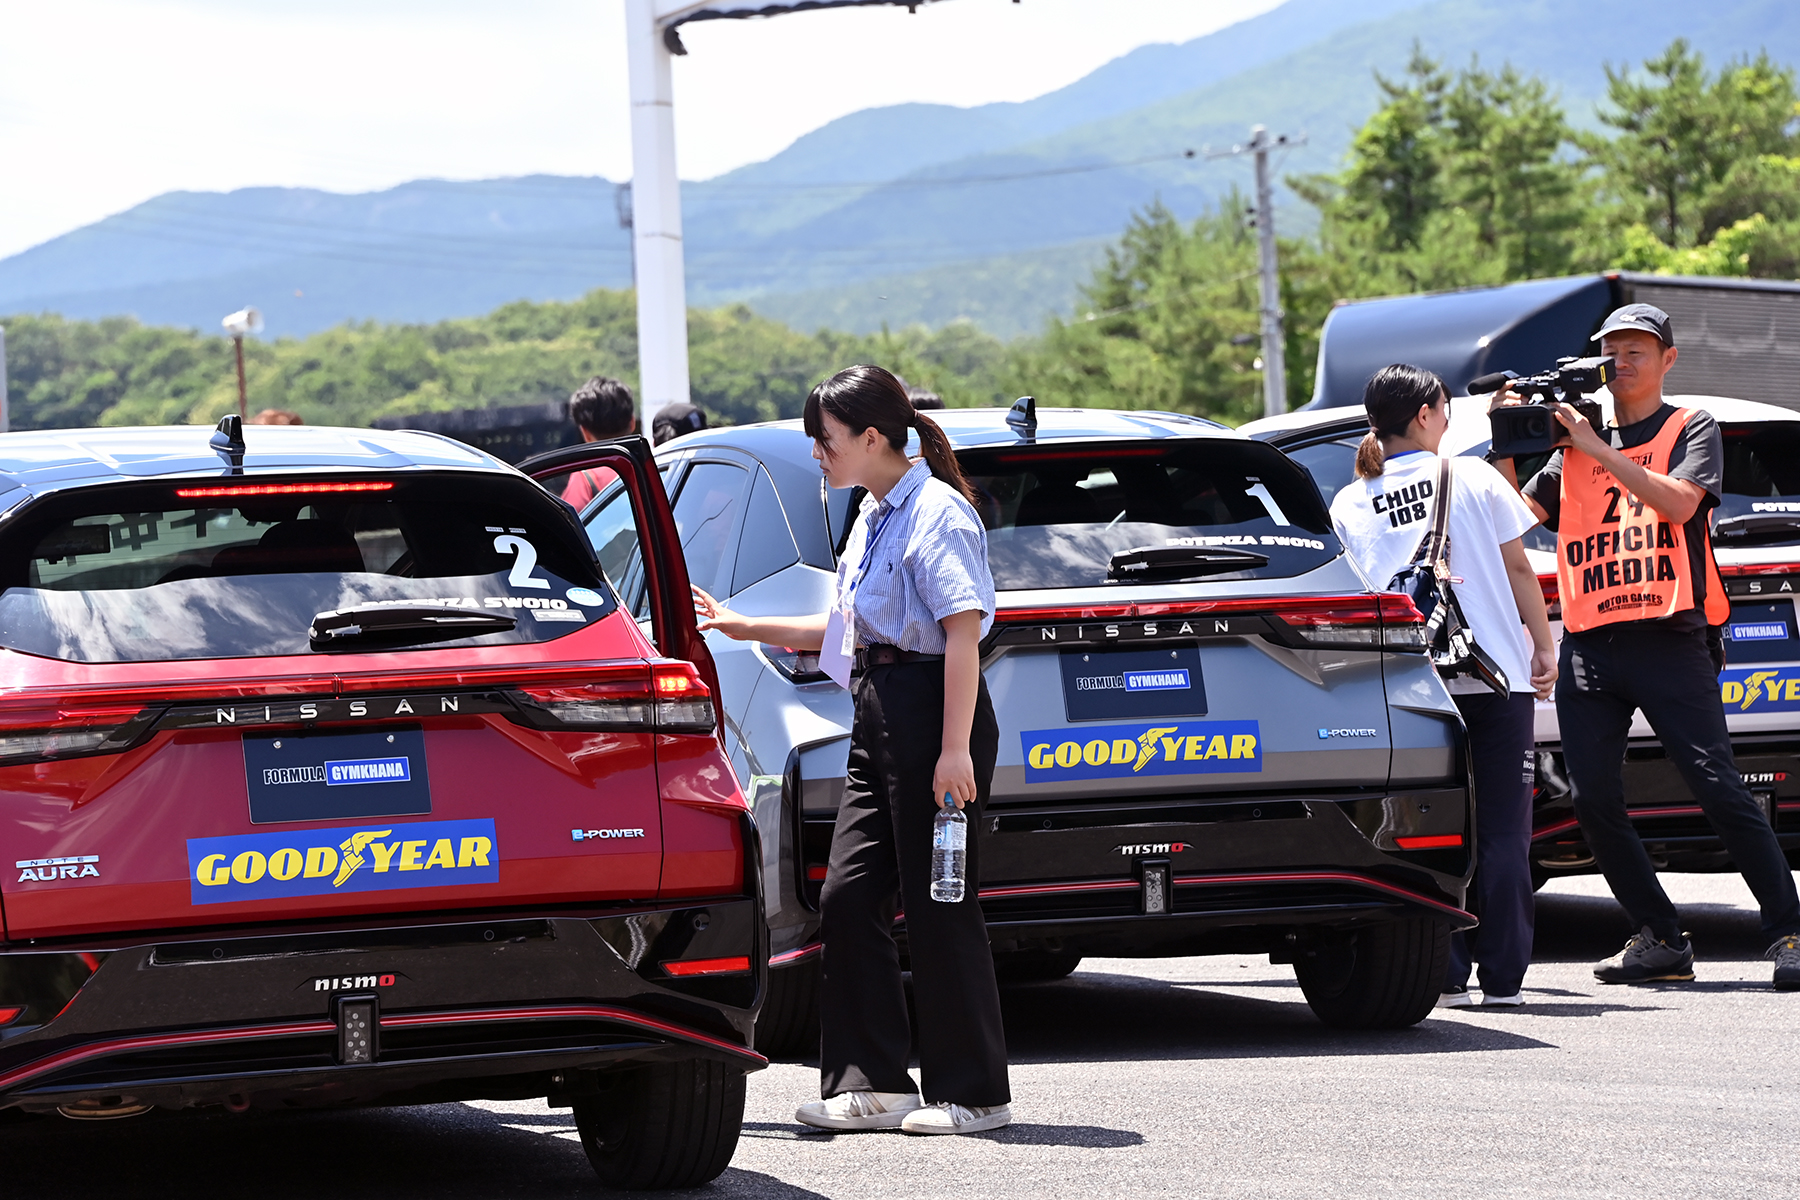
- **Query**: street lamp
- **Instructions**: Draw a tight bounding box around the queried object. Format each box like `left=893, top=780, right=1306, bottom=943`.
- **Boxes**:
left=221, top=307, right=264, bottom=420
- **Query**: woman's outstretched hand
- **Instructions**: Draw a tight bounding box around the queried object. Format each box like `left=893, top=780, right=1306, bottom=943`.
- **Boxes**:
left=692, top=586, right=752, bottom=640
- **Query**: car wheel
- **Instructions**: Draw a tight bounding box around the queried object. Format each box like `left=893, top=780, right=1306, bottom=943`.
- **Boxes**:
left=992, top=950, right=1083, bottom=983
left=1293, top=917, right=1450, bottom=1030
left=572, top=1060, right=746, bottom=1190
left=755, top=957, right=821, bottom=1060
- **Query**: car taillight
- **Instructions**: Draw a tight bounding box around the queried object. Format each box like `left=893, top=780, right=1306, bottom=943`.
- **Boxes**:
left=662, top=956, right=750, bottom=977
left=510, top=662, right=715, bottom=735
left=0, top=704, right=157, bottom=767
left=653, top=662, right=717, bottom=733
left=762, top=645, right=830, bottom=684
left=1272, top=594, right=1429, bottom=651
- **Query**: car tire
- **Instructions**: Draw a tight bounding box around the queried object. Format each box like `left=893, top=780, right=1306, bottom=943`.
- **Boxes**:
left=992, top=950, right=1083, bottom=983
left=572, top=1059, right=746, bottom=1191
left=755, top=957, right=821, bottom=1060
left=1293, top=917, right=1450, bottom=1030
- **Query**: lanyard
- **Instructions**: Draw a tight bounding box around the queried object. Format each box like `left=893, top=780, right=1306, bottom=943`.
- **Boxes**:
left=844, top=504, right=899, bottom=607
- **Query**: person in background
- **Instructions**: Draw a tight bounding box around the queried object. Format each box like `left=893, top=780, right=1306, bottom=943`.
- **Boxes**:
left=1331, top=364, right=1557, bottom=1009
left=907, top=387, right=944, bottom=411
left=652, top=401, right=707, bottom=446
left=563, top=376, right=636, bottom=510
left=692, top=365, right=1011, bottom=1136
left=248, top=408, right=303, bottom=425
left=1496, top=303, right=1800, bottom=990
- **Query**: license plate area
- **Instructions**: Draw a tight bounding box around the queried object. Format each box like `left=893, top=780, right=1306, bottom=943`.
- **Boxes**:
left=245, top=726, right=432, bottom=823
left=1060, top=646, right=1206, bottom=722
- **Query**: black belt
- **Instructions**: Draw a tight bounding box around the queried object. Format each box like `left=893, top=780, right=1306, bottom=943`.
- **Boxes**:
left=853, top=644, right=945, bottom=674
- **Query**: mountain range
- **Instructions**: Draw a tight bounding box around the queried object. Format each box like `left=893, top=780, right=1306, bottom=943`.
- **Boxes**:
left=4, top=0, right=1799, bottom=341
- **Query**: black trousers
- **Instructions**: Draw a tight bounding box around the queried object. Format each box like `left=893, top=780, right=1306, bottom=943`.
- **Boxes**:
left=818, top=660, right=1010, bottom=1107
left=1557, top=622, right=1800, bottom=943
left=1446, top=691, right=1537, bottom=997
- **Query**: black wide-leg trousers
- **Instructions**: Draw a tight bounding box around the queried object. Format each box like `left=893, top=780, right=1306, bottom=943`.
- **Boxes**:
left=818, top=660, right=1010, bottom=1107
left=1446, top=690, right=1538, bottom=997
left=1557, top=622, right=1800, bottom=943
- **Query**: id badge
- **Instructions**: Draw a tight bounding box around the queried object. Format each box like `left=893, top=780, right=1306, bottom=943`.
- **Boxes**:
left=820, top=603, right=853, bottom=688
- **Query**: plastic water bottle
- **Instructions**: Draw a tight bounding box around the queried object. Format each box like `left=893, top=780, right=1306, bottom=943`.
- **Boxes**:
left=930, top=799, right=967, bottom=903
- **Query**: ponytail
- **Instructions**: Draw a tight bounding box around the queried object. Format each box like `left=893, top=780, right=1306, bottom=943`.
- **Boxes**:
left=910, top=409, right=978, bottom=506
left=802, top=364, right=977, bottom=506
left=1355, top=431, right=1386, bottom=479
left=1356, top=363, right=1449, bottom=479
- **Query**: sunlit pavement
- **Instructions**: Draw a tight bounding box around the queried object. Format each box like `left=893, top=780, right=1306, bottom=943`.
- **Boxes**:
left=7, top=872, right=1796, bottom=1199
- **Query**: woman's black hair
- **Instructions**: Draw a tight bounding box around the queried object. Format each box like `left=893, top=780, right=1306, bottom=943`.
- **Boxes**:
left=801, top=365, right=977, bottom=505
left=1356, top=363, right=1450, bottom=478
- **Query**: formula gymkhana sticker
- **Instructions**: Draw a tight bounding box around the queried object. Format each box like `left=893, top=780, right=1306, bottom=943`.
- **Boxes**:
left=1021, top=720, right=1261, bottom=783
left=187, top=819, right=498, bottom=905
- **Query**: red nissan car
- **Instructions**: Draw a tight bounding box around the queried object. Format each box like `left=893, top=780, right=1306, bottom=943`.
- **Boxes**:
left=0, top=419, right=761, bottom=1190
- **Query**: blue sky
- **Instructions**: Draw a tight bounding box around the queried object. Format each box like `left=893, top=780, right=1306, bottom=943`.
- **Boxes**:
left=0, top=0, right=1280, bottom=259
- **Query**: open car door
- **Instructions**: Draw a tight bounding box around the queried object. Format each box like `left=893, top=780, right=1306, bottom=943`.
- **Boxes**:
left=518, top=435, right=722, bottom=707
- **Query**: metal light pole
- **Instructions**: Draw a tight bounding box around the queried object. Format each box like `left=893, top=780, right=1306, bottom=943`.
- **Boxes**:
left=0, top=324, right=9, bottom=433
left=1210, top=125, right=1305, bottom=419
left=621, top=1, right=954, bottom=432
left=221, top=308, right=263, bottom=420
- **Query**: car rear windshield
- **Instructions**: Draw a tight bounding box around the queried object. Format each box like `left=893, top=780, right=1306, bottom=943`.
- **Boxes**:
left=0, top=473, right=613, bottom=663
left=1714, top=423, right=1800, bottom=548
left=957, top=440, right=1340, bottom=590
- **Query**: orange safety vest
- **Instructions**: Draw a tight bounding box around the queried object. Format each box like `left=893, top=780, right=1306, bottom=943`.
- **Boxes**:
left=1557, top=407, right=1729, bottom=633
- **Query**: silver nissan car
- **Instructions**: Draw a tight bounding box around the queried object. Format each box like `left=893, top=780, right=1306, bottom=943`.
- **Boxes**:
left=541, top=401, right=1476, bottom=1048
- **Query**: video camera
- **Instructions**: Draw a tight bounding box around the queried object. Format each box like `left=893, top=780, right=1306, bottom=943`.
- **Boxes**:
left=1469, top=356, right=1614, bottom=457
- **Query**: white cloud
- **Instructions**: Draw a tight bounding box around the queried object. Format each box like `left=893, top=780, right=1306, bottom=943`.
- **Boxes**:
left=0, top=0, right=1280, bottom=260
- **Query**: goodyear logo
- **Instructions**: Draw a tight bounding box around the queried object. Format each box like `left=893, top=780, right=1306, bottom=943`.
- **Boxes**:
left=1721, top=669, right=1800, bottom=713
left=1022, top=720, right=1260, bottom=783
left=187, top=818, right=498, bottom=905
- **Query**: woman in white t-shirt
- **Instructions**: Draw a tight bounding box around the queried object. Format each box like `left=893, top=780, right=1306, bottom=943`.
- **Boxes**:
left=1330, top=364, right=1557, bottom=1009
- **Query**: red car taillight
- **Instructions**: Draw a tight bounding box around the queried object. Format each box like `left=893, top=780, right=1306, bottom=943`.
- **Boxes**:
left=510, top=661, right=716, bottom=735
left=0, top=702, right=159, bottom=768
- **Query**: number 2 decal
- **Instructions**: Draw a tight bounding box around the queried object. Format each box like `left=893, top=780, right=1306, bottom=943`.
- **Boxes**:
left=494, top=535, right=550, bottom=589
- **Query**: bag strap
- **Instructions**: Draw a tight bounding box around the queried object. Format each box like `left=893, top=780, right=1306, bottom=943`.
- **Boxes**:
left=1406, top=457, right=1455, bottom=571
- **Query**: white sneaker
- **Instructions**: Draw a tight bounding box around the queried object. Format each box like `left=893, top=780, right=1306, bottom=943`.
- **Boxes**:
left=795, top=1090, right=922, bottom=1131
left=899, top=1102, right=1012, bottom=1135
left=1480, top=991, right=1525, bottom=1007
left=1436, top=988, right=1475, bottom=1008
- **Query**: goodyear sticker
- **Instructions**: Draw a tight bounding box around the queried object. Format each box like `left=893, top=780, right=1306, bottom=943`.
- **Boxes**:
left=1720, top=668, right=1800, bottom=714
left=1022, top=720, right=1260, bottom=783
left=188, top=818, right=497, bottom=905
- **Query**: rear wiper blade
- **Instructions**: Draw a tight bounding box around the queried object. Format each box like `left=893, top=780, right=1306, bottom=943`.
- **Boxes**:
left=309, top=604, right=517, bottom=649
left=1715, top=513, right=1800, bottom=541
left=1107, top=545, right=1269, bottom=581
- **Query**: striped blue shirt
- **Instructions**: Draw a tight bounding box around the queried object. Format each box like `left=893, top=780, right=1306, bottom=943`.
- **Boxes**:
left=838, top=461, right=995, bottom=654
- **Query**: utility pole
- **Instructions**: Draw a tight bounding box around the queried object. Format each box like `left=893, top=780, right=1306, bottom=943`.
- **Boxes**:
left=0, top=324, right=9, bottom=433
left=1209, top=125, right=1305, bottom=419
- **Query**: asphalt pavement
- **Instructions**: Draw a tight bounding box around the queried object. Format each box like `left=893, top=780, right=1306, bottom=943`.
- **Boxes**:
left=7, top=872, right=1796, bottom=1199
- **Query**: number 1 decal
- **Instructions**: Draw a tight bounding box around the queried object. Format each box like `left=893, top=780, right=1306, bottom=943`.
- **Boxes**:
left=494, top=534, right=550, bottom=589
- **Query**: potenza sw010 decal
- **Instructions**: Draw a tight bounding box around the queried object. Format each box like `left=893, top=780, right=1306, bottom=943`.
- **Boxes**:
left=1021, top=721, right=1261, bottom=783
left=188, top=818, right=498, bottom=905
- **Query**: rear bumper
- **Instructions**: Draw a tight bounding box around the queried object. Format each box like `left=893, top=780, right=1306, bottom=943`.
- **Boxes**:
left=1532, top=738, right=1800, bottom=876
left=0, top=900, right=765, bottom=1114
left=895, top=790, right=1475, bottom=958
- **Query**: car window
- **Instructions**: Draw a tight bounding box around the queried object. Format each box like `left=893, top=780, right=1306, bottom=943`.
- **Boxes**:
left=585, top=480, right=651, bottom=621
left=1284, top=437, right=1361, bottom=509
left=1715, top=423, right=1800, bottom=548
left=0, top=474, right=615, bottom=663
left=959, top=441, right=1340, bottom=590
left=671, top=461, right=749, bottom=597
left=732, top=467, right=800, bottom=594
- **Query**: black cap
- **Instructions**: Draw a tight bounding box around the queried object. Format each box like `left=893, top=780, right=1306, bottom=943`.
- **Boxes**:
left=1593, top=303, right=1674, bottom=347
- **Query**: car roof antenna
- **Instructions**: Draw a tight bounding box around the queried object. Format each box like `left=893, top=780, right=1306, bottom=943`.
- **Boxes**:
left=211, top=413, right=247, bottom=474
left=1005, top=395, right=1037, bottom=439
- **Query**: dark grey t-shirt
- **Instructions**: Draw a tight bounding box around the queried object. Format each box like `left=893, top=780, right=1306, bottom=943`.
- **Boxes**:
left=1522, top=403, right=1723, bottom=633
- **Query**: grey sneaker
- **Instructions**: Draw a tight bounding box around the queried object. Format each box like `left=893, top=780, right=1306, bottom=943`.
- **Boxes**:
left=796, top=1090, right=922, bottom=1131
left=1594, top=926, right=1695, bottom=984
left=899, top=1102, right=1012, bottom=1135
left=1768, top=934, right=1800, bottom=992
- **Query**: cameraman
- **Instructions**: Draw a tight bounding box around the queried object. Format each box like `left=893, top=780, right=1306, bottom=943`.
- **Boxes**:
left=1496, top=304, right=1800, bottom=990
